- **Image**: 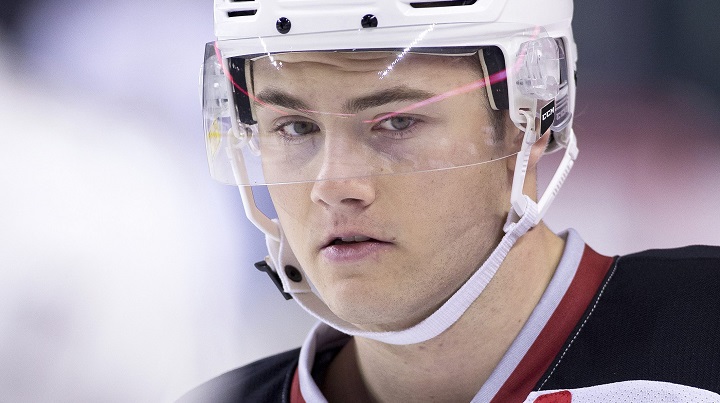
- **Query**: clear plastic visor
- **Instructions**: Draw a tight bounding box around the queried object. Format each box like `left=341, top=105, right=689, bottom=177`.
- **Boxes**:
left=203, top=35, right=549, bottom=186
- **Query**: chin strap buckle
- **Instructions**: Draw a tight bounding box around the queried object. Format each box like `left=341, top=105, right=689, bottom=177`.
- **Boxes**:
left=254, top=260, right=293, bottom=300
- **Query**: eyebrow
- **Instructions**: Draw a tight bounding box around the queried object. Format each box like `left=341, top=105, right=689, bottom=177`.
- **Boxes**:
left=343, top=87, right=436, bottom=114
left=254, top=86, right=436, bottom=115
left=254, top=89, right=310, bottom=111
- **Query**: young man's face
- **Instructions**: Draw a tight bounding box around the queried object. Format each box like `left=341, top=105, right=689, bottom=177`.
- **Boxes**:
left=250, top=51, right=518, bottom=331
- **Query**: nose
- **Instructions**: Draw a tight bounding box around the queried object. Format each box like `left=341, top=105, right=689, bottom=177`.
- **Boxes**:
left=309, top=134, right=377, bottom=209
left=310, top=175, right=376, bottom=209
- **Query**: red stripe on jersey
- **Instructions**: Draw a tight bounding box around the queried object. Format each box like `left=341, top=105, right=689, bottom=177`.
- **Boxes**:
left=491, top=245, right=614, bottom=402
left=291, top=367, right=306, bottom=403
left=534, top=390, right=572, bottom=402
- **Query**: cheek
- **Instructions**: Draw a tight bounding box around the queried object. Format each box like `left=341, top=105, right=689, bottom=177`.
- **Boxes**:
left=268, top=183, right=314, bottom=245
left=404, top=165, right=510, bottom=263
left=425, top=164, right=509, bottom=218
left=369, top=169, right=510, bottom=319
left=269, top=181, right=312, bottom=211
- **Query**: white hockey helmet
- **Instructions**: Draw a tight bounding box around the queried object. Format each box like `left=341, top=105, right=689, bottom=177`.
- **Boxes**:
left=201, top=0, right=579, bottom=345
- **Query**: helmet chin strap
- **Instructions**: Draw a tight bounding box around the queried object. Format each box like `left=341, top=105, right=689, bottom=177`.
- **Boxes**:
left=264, top=200, right=537, bottom=345
left=252, top=121, right=577, bottom=345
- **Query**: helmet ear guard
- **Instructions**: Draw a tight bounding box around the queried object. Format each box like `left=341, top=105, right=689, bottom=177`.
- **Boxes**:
left=505, top=35, right=578, bottom=222
left=480, top=36, right=573, bottom=152
left=202, top=43, right=235, bottom=185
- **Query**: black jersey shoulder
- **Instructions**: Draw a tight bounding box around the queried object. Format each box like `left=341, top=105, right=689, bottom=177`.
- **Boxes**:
left=537, top=245, right=720, bottom=393
left=623, top=244, right=720, bottom=260
left=177, top=348, right=300, bottom=403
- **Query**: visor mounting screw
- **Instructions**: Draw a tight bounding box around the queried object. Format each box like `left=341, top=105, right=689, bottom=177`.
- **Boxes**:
left=361, top=14, right=378, bottom=28
left=276, top=17, right=291, bottom=34
left=285, top=265, right=303, bottom=282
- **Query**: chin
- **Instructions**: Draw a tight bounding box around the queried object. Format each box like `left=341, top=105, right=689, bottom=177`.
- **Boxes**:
left=321, top=282, right=430, bottom=331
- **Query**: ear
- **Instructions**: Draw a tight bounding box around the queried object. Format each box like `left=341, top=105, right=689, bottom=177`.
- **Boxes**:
left=505, top=121, right=552, bottom=173
left=528, top=130, right=552, bottom=169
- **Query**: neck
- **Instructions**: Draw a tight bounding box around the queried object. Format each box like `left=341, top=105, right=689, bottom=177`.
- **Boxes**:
left=322, top=223, right=565, bottom=403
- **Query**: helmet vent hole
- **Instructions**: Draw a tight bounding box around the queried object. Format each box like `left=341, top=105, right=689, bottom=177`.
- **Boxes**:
left=409, top=0, right=477, bottom=8
left=227, top=10, right=257, bottom=17
left=227, top=0, right=257, bottom=18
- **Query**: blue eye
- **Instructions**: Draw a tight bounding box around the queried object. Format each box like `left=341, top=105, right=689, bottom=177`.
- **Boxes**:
left=376, top=116, right=416, bottom=131
left=279, top=121, right=319, bottom=136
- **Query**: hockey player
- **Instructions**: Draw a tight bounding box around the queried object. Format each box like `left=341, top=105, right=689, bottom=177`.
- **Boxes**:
left=182, top=0, right=720, bottom=401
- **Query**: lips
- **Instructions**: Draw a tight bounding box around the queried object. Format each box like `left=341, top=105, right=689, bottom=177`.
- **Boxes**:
left=320, top=232, right=393, bottom=263
left=330, top=235, right=373, bottom=246
left=322, top=233, right=390, bottom=248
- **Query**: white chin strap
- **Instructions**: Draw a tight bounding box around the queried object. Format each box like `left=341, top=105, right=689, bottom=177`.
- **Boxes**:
left=253, top=126, right=577, bottom=345
left=264, top=200, right=538, bottom=345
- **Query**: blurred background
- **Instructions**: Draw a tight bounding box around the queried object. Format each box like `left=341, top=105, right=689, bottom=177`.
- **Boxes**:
left=0, top=1, right=718, bottom=401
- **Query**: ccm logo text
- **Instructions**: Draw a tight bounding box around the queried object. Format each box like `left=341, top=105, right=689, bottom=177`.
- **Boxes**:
left=542, top=107, right=555, bottom=121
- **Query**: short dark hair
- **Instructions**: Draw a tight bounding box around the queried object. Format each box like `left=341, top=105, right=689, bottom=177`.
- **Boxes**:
left=488, top=107, right=508, bottom=143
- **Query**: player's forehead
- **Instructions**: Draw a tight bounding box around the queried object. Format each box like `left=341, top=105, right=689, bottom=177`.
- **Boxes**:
left=250, top=51, right=482, bottom=86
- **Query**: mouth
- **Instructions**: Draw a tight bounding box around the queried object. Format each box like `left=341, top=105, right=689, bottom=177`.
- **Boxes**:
left=328, top=235, right=377, bottom=246
left=321, top=234, right=393, bottom=262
